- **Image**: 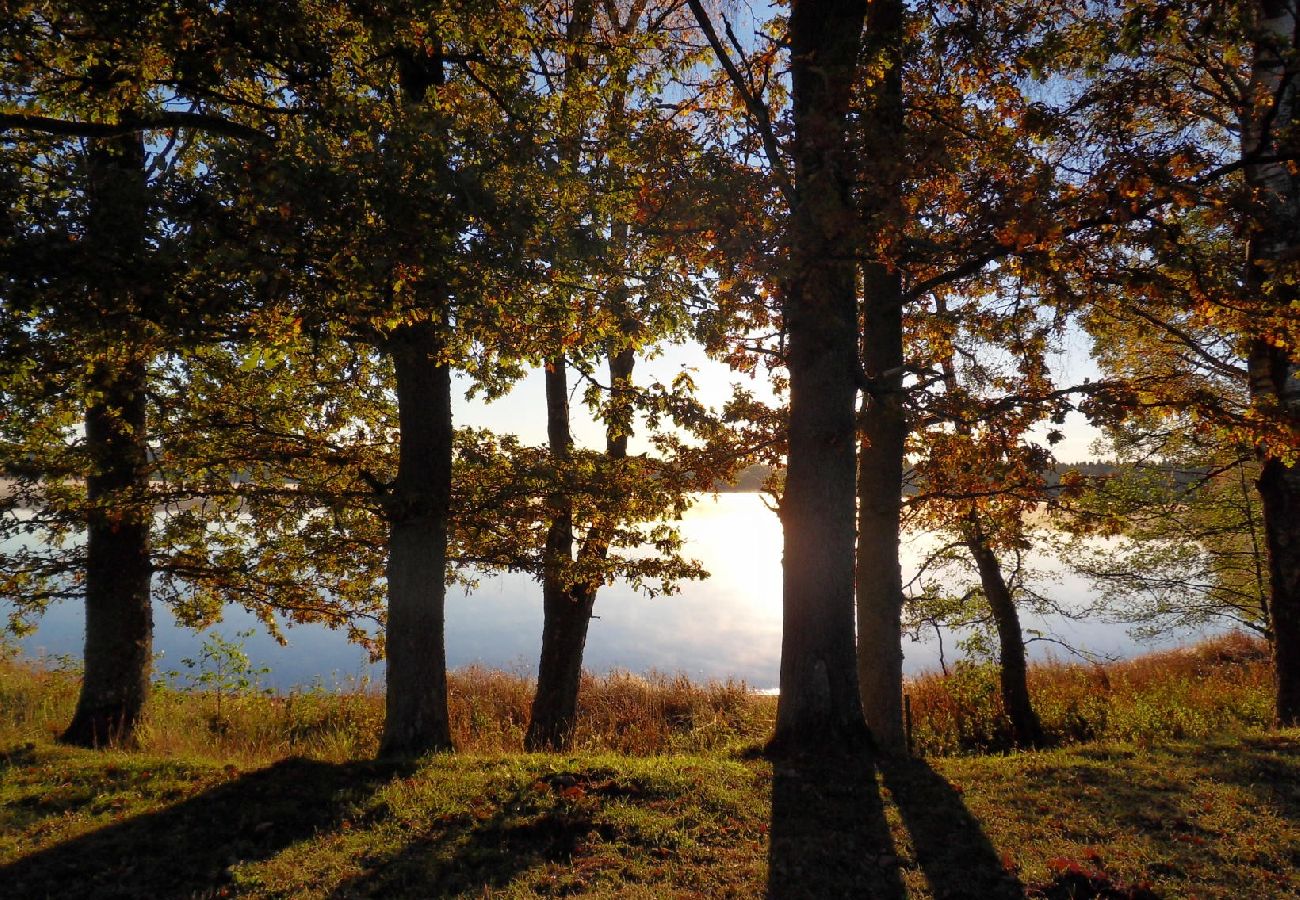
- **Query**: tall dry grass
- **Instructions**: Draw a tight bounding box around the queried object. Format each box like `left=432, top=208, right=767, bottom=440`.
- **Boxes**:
left=0, top=632, right=1276, bottom=763
left=905, top=632, right=1274, bottom=756
left=0, top=656, right=773, bottom=765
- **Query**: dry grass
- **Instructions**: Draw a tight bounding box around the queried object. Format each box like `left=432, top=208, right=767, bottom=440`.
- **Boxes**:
left=0, top=657, right=775, bottom=766
left=448, top=666, right=773, bottom=755
left=906, top=632, right=1274, bottom=755
left=1, top=632, right=1276, bottom=763
left=2, top=635, right=1297, bottom=898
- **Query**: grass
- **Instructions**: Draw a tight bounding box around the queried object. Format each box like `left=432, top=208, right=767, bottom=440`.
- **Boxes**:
left=2, top=634, right=1298, bottom=898
left=0, top=660, right=773, bottom=765
left=907, top=632, right=1275, bottom=756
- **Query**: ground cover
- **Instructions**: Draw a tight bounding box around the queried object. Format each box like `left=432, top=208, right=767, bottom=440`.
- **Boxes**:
left=2, top=636, right=1296, bottom=898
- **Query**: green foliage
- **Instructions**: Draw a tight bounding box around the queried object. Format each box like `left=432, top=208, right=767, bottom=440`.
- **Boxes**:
left=0, top=0, right=729, bottom=663
left=1060, top=433, right=1272, bottom=641
left=166, top=629, right=271, bottom=725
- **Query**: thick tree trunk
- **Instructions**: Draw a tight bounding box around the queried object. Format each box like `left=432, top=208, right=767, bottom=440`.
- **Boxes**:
left=856, top=260, right=907, bottom=754
left=771, top=0, right=871, bottom=755
left=1258, top=457, right=1300, bottom=723
left=1243, top=1, right=1300, bottom=726
left=379, top=322, right=454, bottom=756
left=61, top=128, right=153, bottom=749
left=965, top=529, right=1045, bottom=747
left=855, top=0, right=908, bottom=755
left=62, top=358, right=153, bottom=747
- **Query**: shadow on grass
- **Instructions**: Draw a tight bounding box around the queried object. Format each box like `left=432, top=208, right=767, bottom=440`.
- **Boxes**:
left=766, top=749, right=905, bottom=899
left=1, top=756, right=408, bottom=899
left=1209, top=733, right=1300, bottom=821
left=880, top=756, right=1023, bottom=900
left=328, top=780, right=610, bottom=899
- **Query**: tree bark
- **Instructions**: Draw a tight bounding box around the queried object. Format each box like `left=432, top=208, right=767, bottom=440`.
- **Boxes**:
left=526, top=337, right=638, bottom=751
left=857, top=267, right=907, bottom=755
left=62, top=357, right=153, bottom=747
left=770, top=0, right=871, bottom=755
left=965, top=527, right=1045, bottom=747
left=526, top=0, right=648, bottom=752
left=854, top=0, right=908, bottom=754
left=1257, top=457, right=1300, bottom=723
left=525, top=352, right=583, bottom=751
left=527, top=580, right=598, bottom=751
left=375, top=38, right=456, bottom=758
left=1243, top=0, right=1300, bottom=727
left=379, top=321, right=455, bottom=756
left=61, top=128, right=154, bottom=749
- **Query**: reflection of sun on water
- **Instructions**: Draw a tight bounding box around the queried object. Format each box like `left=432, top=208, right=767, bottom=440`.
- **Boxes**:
left=677, top=494, right=784, bottom=622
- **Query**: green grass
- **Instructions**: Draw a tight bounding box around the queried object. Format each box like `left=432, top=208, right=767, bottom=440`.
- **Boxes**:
left=2, top=735, right=1299, bottom=897
left=3, top=636, right=1299, bottom=897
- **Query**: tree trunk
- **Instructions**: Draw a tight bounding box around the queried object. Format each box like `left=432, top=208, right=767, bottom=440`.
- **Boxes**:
left=379, top=322, right=454, bottom=756
left=855, top=0, right=908, bottom=756
left=61, top=128, right=153, bottom=749
left=62, top=358, right=153, bottom=747
left=525, top=0, right=650, bottom=753
left=771, top=0, right=871, bottom=755
left=526, top=339, right=636, bottom=751
left=965, top=529, right=1045, bottom=747
left=1258, top=457, right=1300, bottom=723
left=527, top=577, right=598, bottom=751
left=1243, top=0, right=1300, bottom=726
left=856, top=271, right=907, bottom=754
left=526, top=354, right=583, bottom=751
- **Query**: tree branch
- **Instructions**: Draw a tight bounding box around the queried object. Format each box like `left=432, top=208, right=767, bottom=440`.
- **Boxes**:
left=0, top=110, right=271, bottom=144
left=685, top=0, right=794, bottom=204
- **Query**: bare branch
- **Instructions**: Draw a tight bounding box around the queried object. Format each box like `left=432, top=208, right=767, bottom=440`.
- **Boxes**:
left=685, top=0, right=794, bottom=204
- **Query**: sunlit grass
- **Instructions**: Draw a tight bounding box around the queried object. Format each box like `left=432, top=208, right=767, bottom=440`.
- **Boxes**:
left=1, top=636, right=1297, bottom=898
left=0, top=632, right=1276, bottom=764
left=0, top=658, right=773, bottom=766
left=906, top=632, right=1274, bottom=756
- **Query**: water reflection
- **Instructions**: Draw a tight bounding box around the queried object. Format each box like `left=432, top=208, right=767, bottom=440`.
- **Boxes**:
left=13, top=494, right=1208, bottom=691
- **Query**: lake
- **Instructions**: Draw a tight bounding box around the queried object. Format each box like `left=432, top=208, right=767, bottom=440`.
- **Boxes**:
left=11, top=493, right=1206, bottom=691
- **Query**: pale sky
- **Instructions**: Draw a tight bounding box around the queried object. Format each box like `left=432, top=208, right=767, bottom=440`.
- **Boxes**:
left=453, top=330, right=1106, bottom=464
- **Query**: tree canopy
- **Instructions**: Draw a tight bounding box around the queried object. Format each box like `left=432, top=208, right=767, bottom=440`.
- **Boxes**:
left=3, top=0, right=1300, bottom=750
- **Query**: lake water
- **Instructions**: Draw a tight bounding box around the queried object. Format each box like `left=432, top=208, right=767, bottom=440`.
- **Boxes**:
left=11, top=493, right=1206, bottom=691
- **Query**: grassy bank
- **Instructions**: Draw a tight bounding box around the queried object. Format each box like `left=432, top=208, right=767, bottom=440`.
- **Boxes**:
left=0, top=661, right=772, bottom=765
left=907, top=632, right=1275, bottom=756
left=2, top=636, right=1297, bottom=897
left=2, top=730, right=1298, bottom=897
left=1, top=633, right=1274, bottom=763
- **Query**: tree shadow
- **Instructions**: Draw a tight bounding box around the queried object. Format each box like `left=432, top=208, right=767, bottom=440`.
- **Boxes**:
left=1, top=756, right=408, bottom=899
left=766, top=749, right=906, bottom=899
left=1202, top=733, right=1300, bottom=822
left=879, top=756, right=1023, bottom=900
left=329, top=771, right=625, bottom=898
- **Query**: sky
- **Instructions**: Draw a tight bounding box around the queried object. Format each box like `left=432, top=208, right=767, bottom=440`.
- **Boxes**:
left=452, top=328, right=1107, bottom=466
